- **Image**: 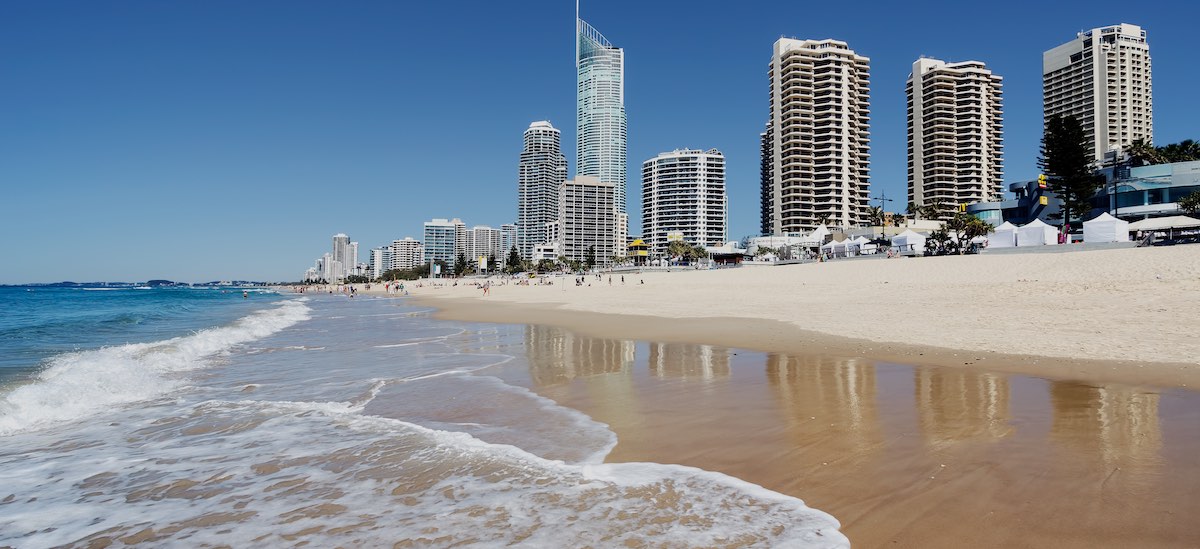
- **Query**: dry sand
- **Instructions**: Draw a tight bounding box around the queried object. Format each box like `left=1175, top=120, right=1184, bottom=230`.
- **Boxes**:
left=388, top=245, right=1200, bottom=388
left=346, top=245, right=1200, bottom=547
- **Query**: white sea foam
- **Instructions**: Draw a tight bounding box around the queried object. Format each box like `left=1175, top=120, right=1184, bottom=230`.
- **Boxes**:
left=0, top=299, right=311, bottom=436
left=0, top=398, right=848, bottom=547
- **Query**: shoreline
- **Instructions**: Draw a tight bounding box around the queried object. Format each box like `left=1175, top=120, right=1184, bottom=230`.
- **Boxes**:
left=411, top=295, right=1200, bottom=389
left=355, top=245, right=1200, bottom=389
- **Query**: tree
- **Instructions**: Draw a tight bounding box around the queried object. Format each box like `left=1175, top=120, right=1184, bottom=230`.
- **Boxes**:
left=1159, top=139, right=1200, bottom=163
left=942, top=212, right=992, bottom=255
left=488, top=253, right=497, bottom=274
left=927, top=228, right=952, bottom=255
left=505, top=246, right=522, bottom=274
left=1039, top=115, right=1103, bottom=230
left=1127, top=139, right=1163, bottom=166
left=535, top=259, right=557, bottom=273
left=454, top=252, right=470, bottom=277
left=666, top=240, right=691, bottom=262
left=585, top=245, right=596, bottom=270
left=866, top=206, right=885, bottom=227
left=1178, top=190, right=1200, bottom=215
left=345, top=274, right=369, bottom=283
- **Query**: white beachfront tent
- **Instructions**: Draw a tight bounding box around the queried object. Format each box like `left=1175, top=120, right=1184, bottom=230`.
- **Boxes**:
left=1082, top=213, right=1130, bottom=243
left=820, top=239, right=837, bottom=254
left=1126, top=215, right=1200, bottom=232
left=989, top=221, right=1018, bottom=248
left=891, top=229, right=926, bottom=255
left=1016, top=218, right=1058, bottom=246
left=833, top=239, right=850, bottom=257
left=853, top=236, right=877, bottom=255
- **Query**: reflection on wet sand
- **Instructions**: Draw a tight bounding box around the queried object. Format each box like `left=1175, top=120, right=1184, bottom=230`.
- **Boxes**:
left=648, top=343, right=730, bottom=380
left=766, top=354, right=881, bottom=455
left=1050, top=381, right=1162, bottom=474
left=524, top=324, right=635, bottom=386
left=915, top=368, right=1011, bottom=448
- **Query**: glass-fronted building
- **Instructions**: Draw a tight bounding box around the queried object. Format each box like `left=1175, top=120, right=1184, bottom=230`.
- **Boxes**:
left=577, top=18, right=627, bottom=214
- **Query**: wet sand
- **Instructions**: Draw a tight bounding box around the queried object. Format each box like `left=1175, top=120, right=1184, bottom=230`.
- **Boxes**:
left=500, top=322, right=1200, bottom=548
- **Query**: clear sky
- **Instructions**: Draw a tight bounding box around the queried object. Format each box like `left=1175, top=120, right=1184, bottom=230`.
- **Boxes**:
left=2, top=0, right=1196, bottom=283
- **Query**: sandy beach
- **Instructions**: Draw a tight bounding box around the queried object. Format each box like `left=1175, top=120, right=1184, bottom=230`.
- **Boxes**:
left=353, top=245, right=1200, bottom=547
left=387, top=245, right=1200, bottom=388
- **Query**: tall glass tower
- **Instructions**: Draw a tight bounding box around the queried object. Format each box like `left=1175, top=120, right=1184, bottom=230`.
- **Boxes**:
left=576, top=16, right=627, bottom=214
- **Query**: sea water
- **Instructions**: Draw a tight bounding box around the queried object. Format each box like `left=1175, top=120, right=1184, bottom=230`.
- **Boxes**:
left=0, top=289, right=846, bottom=547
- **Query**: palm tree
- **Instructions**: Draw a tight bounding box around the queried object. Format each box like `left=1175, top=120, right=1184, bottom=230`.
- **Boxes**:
left=1126, top=139, right=1163, bottom=166
left=1158, top=139, right=1200, bottom=163
left=866, top=205, right=885, bottom=227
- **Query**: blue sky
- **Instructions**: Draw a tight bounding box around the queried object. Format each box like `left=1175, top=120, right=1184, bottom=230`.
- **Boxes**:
left=2, top=0, right=1196, bottom=283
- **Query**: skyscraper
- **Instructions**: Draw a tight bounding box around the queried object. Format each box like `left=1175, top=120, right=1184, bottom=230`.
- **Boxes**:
left=559, top=176, right=615, bottom=266
left=762, top=38, right=871, bottom=234
left=1043, top=24, right=1152, bottom=164
left=907, top=58, right=1004, bottom=219
left=517, top=121, right=567, bottom=259
left=390, top=238, right=423, bottom=271
left=642, top=149, right=728, bottom=257
left=331, top=233, right=350, bottom=280
left=576, top=15, right=627, bottom=214
left=422, top=218, right=466, bottom=269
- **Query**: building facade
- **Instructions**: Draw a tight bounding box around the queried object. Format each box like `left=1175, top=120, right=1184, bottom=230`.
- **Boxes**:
left=1043, top=23, right=1152, bottom=164
left=907, top=58, right=1004, bottom=220
left=763, top=38, right=871, bottom=234
left=642, top=149, right=728, bottom=256
left=389, top=238, right=423, bottom=271
left=559, top=176, right=616, bottom=266
left=577, top=18, right=628, bottom=215
left=467, top=226, right=502, bottom=268
left=330, top=233, right=350, bottom=280
left=517, top=121, right=568, bottom=260
left=422, top=218, right=466, bottom=269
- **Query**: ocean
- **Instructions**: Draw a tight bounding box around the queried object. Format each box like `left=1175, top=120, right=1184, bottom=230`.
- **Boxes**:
left=0, top=287, right=846, bottom=547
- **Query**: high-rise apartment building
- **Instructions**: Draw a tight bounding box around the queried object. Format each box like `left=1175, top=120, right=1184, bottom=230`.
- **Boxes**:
left=422, top=218, right=466, bottom=269
left=1043, top=23, right=1152, bottom=164
left=907, top=58, right=1004, bottom=219
left=371, top=247, right=392, bottom=278
left=762, top=38, right=871, bottom=233
left=390, top=238, right=423, bottom=271
left=517, top=121, right=568, bottom=260
left=642, top=149, right=728, bottom=256
left=759, top=124, right=774, bottom=236
left=467, top=226, right=502, bottom=267
left=330, top=233, right=350, bottom=280
left=577, top=16, right=627, bottom=214
left=500, top=224, right=517, bottom=255
left=559, top=176, right=615, bottom=266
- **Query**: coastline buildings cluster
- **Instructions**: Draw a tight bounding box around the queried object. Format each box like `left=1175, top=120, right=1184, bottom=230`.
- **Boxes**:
left=303, top=19, right=1193, bottom=280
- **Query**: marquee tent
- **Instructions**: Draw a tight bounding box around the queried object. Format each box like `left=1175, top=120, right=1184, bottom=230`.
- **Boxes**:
left=1127, top=215, right=1200, bottom=231
left=1016, top=219, right=1058, bottom=246
left=891, top=229, right=926, bottom=255
left=988, top=221, right=1017, bottom=248
left=1082, top=213, right=1130, bottom=243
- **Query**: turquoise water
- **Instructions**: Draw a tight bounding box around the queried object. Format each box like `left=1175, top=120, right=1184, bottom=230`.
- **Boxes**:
left=0, top=286, right=283, bottom=387
left=0, top=291, right=845, bottom=546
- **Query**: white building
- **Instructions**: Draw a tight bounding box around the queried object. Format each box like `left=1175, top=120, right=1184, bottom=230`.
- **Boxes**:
left=423, top=218, right=466, bottom=269
left=577, top=16, right=627, bottom=215
left=560, top=176, right=616, bottom=266
left=370, top=247, right=392, bottom=278
left=390, top=238, right=423, bottom=271
left=330, top=233, right=350, bottom=281
left=517, top=122, right=567, bottom=260
left=763, top=38, right=871, bottom=233
left=467, top=226, right=502, bottom=268
left=1043, top=23, right=1152, bottom=164
left=907, top=58, right=1004, bottom=219
left=500, top=224, right=517, bottom=256
left=642, top=149, right=728, bottom=256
